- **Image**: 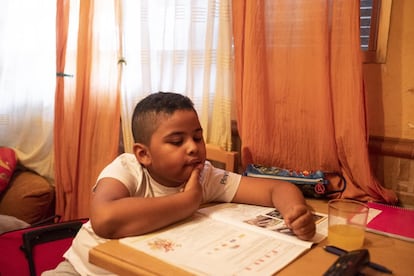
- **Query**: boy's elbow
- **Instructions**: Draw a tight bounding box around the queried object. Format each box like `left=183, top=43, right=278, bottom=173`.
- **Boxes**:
left=90, top=212, right=118, bottom=239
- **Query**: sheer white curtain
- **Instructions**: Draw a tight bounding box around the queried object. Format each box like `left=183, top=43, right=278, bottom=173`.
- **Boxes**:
left=0, top=0, right=56, bottom=181
left=119, top=0, right=234, bottom=152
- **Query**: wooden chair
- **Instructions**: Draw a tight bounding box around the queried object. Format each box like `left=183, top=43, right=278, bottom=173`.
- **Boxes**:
left=205, top=144, right=239, bottom=173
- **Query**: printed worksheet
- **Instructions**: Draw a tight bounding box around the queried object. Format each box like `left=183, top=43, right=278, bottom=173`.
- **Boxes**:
left=198, top=203, right=328, bottom=246
left=120, top=203, right=328, bottom=276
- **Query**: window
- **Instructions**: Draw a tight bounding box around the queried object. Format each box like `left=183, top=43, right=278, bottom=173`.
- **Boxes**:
left=360, top=0, right=375, bottom=51
left=360, top=0, right=392, bottom=63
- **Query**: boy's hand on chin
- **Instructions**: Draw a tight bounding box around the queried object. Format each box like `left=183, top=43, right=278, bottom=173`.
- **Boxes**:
left=183, top=164, right=203, bottom=204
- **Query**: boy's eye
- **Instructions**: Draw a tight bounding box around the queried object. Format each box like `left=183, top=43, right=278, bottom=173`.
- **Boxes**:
left=193, top=137, right=203, bottom=142
left=169, top=140, right=183, bottom=146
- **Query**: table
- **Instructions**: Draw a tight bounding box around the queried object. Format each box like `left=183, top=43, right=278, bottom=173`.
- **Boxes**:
left=89, top=199, right=414, bottom=275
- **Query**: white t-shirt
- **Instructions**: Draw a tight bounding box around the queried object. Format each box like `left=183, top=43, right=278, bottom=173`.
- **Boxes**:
left=64, top=153, right=241, bottom=275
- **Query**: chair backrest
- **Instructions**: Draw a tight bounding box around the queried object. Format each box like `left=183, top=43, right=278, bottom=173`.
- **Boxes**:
left=205, top=144, right=239, bottom=173
left=0, top=219, right=86, bottom=276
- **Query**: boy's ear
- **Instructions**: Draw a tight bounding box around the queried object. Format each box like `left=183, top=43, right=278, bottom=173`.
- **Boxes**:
left=133, top=143, right=151, bottom=166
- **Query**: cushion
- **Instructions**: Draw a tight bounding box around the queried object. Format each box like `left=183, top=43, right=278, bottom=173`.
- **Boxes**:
left=0, top=147, right=17, bottom=193
left=0, top=214, right=30, bottom=234
left=0, top=170, right=55, bottom=224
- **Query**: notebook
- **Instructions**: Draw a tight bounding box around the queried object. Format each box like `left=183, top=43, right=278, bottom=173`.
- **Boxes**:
left=366, top=202, right=414, bottom=242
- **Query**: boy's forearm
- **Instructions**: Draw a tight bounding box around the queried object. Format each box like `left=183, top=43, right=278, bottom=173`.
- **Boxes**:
left=235, top=176, right=306, bottom=209
left=91, top=191, right=201, bottom=239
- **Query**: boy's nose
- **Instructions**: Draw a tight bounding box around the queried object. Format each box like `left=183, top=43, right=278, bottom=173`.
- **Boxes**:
left=187, top=140, right=199, bottom=155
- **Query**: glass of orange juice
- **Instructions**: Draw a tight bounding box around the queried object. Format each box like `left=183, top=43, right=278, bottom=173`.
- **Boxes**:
left=327, top=199, right=369, bottom=251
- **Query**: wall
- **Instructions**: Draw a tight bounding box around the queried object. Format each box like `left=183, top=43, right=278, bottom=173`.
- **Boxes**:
left=364, top=0, right=414, bottom=207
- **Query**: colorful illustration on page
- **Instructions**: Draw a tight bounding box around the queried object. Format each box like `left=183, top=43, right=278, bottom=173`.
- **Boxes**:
left=147, top=238, right=181, bottom=252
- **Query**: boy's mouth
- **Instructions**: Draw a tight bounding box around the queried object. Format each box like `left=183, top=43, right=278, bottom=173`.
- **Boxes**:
left=187, top=159, right=202, bottom=167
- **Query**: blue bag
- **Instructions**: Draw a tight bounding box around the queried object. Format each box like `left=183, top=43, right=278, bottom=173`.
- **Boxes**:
left=244, top=164, right=346, bottom=198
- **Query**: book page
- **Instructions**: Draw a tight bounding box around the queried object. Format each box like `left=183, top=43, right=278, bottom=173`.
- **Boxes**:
left=367, top=207, right=382, bottom=222
left=198, top=203, right=328, bottom=247
left=120, top=213, right=310, bottom=276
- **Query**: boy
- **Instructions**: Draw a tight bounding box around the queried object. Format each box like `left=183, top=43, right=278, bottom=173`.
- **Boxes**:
left=45, top=92, right=315, bottom=275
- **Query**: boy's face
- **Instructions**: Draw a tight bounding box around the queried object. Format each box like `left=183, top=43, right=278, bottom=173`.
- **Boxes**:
left=140, top=109, right=206, bottom=187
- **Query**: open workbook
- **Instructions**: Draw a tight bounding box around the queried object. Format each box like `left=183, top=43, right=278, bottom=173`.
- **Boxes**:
left=120, top=203, right=328, bottom=276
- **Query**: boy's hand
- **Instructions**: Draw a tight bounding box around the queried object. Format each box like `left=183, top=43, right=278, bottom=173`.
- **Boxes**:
left=284, top=204, right=316, bottom=241
left=183, top=164, right=203, bottom=205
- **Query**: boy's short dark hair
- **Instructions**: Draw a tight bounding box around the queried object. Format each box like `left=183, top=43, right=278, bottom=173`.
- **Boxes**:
left=131, top=92, right=197, bottom=145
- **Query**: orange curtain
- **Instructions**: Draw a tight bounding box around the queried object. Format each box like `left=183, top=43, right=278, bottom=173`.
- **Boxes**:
left=232, top=0, right=397, bottom=203
left=54, top=0, right=120, bottom=220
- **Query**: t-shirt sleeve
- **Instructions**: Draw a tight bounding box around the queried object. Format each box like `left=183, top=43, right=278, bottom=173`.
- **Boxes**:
left=200, top=162, right=241, bottom=203
left=94, top=154, right=142, bottom=196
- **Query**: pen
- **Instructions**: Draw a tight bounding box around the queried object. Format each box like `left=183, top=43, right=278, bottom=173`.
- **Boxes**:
left=323, top=245, right=393, bottom=274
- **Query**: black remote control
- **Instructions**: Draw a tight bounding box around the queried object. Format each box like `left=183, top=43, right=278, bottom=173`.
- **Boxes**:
left=323, top=249, right=370, bottom=276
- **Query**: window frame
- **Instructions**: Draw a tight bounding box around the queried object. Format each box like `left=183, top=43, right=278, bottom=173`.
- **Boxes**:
left=362, top=0, right=392, bottom=64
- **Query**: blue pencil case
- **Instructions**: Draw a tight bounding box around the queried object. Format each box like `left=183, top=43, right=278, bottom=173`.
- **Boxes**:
left=244, top=164, right=346, bottom=198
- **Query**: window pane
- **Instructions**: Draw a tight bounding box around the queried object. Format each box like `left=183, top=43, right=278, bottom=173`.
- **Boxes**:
left=360, top=0, right=373, bottom=50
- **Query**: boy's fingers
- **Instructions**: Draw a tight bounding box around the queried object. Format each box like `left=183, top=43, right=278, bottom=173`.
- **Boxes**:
left=284, top=205, right=309, bottom=226
left=190, top=165, right=202, bottom=179
left=295, top=227, right=316, bottom=240
left=287, top=209, right=316, bottom=240
left=185, top=165, right=203, bottom=188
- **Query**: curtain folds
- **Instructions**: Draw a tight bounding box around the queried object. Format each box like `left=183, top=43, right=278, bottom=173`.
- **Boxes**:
left=54, top=0, right=120, bottom=220
left=232, top=0, right=397, bottom=203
